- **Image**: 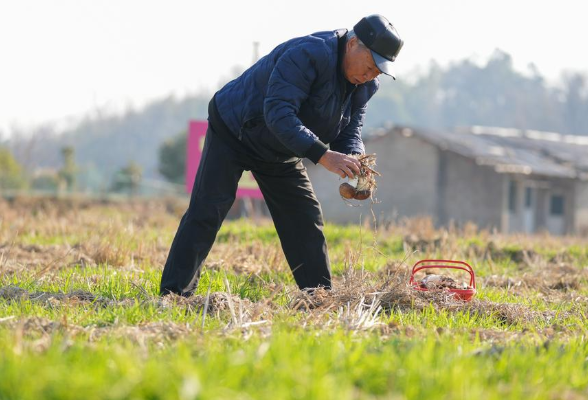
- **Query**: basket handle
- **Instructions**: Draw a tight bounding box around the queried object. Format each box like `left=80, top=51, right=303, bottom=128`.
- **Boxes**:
left=409, top=259, right=476, bottom=289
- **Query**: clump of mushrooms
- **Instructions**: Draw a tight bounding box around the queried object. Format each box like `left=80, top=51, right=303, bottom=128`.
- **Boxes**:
left=339, top=154, right=380, bottom=201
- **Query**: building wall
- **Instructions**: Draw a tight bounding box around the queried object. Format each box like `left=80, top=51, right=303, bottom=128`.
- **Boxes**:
left=439, top=152, right=504, bottom=230
left=504, top=177, right=576, bottom=235
left=541, top=180, right=574, bottom=235
left=574, top=182, right=588, bottom=236
left=306, top=128, right=582, bottom=235
left=305, top=130, right=439, bottom=224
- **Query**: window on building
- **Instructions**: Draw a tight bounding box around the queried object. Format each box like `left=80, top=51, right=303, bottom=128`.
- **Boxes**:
left=525, top=187, right=533, bottom=208
left=550, top=195, right=565, bottom=216
left=508, top=180, right=517, bottom=213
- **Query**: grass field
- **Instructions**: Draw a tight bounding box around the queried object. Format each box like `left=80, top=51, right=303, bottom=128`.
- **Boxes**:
left=1, top=197, right=587, bottom=400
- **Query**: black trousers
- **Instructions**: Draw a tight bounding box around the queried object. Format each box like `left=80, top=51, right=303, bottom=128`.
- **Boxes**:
left=159, top=125, right=332, bottom=296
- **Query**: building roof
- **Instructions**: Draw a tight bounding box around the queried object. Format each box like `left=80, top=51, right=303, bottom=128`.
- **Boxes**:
left=371, top=125, right=588, bottom=180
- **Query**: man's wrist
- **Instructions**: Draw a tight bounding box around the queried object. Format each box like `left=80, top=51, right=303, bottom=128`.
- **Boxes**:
left=305, top=140, right=329, bottom=164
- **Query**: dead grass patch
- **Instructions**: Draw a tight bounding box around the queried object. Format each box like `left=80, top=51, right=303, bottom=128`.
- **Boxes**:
left=482, top=262, right=588, bottom=293
left=289, top=266, right=567, bottom=328
left=206, top=241, right=287, bottom=276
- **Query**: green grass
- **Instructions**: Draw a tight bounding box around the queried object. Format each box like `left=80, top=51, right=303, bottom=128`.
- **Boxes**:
left=0, top=329, right=587, bottom=400
left=1, top=200, right=588, bottom=399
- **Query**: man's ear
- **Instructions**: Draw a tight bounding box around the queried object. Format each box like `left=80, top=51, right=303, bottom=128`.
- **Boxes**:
left=346, top=35, right=357, bottom=50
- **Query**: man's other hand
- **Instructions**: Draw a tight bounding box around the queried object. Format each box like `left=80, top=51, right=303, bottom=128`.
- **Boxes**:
left=318, top=150, right=361, bottom=179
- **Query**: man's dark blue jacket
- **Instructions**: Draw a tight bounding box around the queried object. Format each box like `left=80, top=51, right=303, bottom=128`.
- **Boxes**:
left=213, top=30, right=379, bottom=164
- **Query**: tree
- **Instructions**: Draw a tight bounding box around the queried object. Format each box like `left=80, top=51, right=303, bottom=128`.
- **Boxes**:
left=562, top=72, right=588, bottom=135
left=58, top=146, right=76, bottom=192
left=0, top=147, right=27, bottom=190
left=31, top=173, right=59, bottom=192
left=158, top=130, right=187, bottom=184
left=111, top=161, right=143, bottom=197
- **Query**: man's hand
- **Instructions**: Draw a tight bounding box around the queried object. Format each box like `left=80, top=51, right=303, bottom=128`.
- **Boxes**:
left=318, top=150, right=361, bottom=179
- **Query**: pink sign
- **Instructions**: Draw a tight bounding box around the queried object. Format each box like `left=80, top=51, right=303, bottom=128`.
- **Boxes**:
left=185, top=120, right=264, bottom=199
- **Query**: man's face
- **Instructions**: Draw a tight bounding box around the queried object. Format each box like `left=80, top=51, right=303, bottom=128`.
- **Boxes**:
left=342, top=36, right=381, bottom=85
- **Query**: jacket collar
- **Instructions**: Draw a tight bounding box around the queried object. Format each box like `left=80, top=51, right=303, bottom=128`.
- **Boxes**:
left=336, top=30, right=348, bottom=85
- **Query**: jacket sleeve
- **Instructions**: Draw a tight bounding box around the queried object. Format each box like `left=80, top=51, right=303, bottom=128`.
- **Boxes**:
left=329, top=79, right=379, bottom=155
left=263, top=42, right=330, bottom=164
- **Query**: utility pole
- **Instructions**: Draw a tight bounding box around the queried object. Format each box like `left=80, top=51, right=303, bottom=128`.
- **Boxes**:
left=252, top=41, right=260, bottom=65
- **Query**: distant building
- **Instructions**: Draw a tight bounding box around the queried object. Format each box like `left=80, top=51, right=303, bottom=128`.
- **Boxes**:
left=306, top=126, right=588, bottom=236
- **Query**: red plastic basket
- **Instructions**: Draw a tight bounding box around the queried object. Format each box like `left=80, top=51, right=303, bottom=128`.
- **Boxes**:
left=409, top=259, right=477, bottom=301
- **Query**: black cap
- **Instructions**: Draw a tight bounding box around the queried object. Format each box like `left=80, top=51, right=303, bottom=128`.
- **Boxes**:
left=353, top=14, right=403, bottom=79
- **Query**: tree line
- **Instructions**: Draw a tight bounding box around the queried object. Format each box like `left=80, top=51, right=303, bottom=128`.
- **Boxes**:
left=368, top=49, right=588, bottom=135
left=2, top=50, right=587, bottom=191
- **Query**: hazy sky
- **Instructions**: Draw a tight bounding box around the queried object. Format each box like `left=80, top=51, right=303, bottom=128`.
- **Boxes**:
left=1, top=0, right=586, bottom=136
